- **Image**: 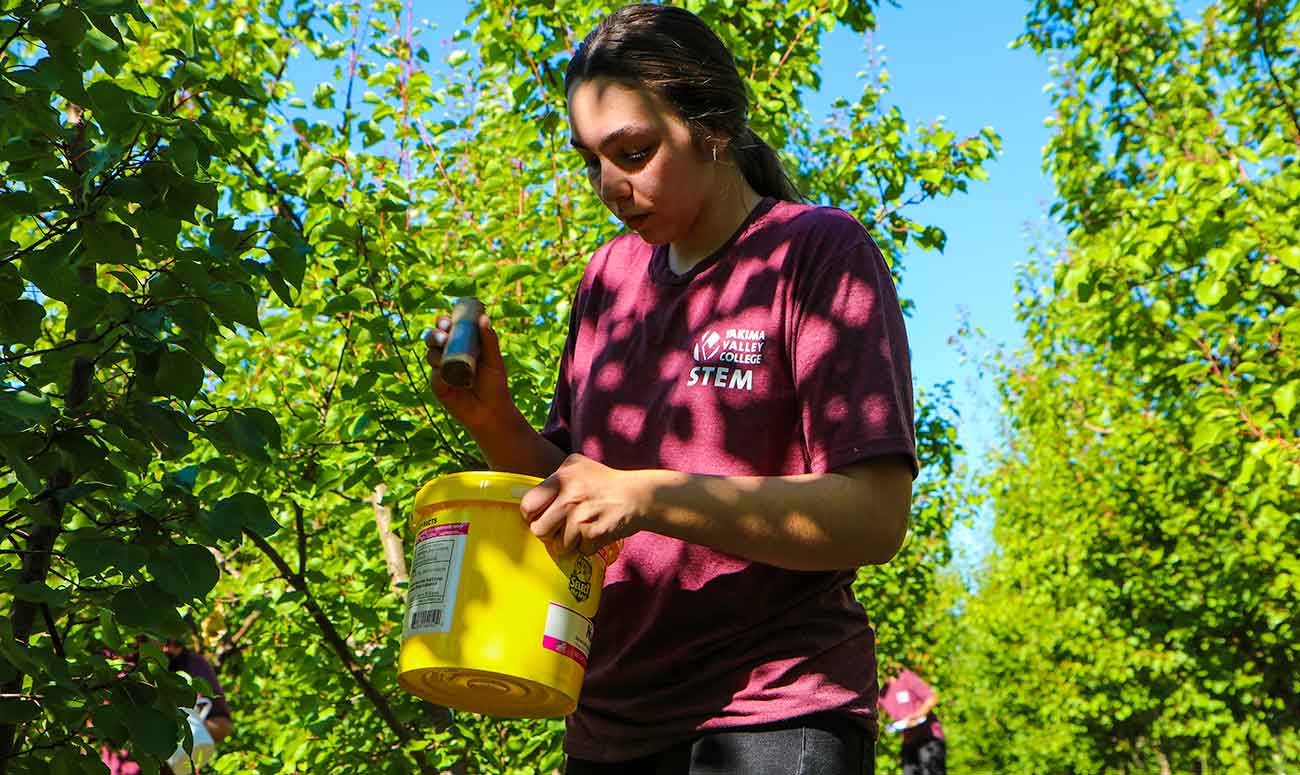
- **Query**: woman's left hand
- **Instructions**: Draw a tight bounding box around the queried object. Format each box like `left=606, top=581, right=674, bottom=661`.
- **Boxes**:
left=519, top=454, right=644, bottom=556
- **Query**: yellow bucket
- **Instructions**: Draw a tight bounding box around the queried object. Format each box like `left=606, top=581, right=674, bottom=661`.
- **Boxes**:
left=397, top=471, right=617, bottom=718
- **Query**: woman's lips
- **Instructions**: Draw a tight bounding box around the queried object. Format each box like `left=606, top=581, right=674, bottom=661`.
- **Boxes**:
left=624, top=213, right=650, bottom=230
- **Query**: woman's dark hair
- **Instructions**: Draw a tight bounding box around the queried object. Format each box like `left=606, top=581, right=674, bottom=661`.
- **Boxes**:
left=564, top=3, right=803, bottom=202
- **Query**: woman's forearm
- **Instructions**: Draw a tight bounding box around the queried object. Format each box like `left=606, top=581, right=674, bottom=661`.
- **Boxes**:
left=470, top=408, right=568, bottom=479
left=627, top=459, right=912, bottom=571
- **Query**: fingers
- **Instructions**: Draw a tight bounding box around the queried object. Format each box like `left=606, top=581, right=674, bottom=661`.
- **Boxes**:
left=424, top=315, right=452, bottom=369
left=476, top=313, right=505, bottom=374
left=522, top=474, right=585, bottom=553
left=520, top=477, right=560, bottom=522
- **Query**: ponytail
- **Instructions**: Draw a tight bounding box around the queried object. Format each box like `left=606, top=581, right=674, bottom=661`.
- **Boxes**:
left=731, top=127, right=803, bottom=203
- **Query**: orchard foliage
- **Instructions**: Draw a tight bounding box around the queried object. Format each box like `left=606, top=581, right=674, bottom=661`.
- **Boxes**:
left=944, top=2, right=1299, bottom=773
left=0, top=0, right=994, bottom=772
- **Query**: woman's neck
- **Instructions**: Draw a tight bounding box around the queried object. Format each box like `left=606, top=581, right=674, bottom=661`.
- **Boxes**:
left=667, top=178, right=763, bottom=275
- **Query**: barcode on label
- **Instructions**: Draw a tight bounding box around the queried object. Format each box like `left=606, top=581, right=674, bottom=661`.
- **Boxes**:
left=410, top=609, right=444, bottom=629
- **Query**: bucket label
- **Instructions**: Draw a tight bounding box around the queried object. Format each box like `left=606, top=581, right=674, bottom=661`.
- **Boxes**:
left=542, top=602, right=594, bottom=668
left=567, top=556, right=593, bottom=602
left=403, top=522, right=469, bottom=637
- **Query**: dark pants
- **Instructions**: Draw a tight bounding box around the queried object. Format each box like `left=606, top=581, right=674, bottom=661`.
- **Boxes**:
left=901, top=736, right=946, bottom=775
left=565, top=712, right=875, bottom=775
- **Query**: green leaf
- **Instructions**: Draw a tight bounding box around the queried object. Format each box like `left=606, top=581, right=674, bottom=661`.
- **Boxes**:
left=1259, top=262, right=1285, bottom=287
left=203, top=280, right=262, bottom=332
left=1278, top=245, right=1300, bottom=271
left=8, top=57, right=62, bottom=91
left=1274, top=383, right=1297, bottom=419
left=66, top=531, right=149, bottom=578
left=312, top=81, right=336, bottom=109
left=149, top=543, right=219, bottom=601
left=13, top=582, right=69, bottom=608
left=341, top=370, right=379, bottom=400
left=111, top=581, right=184, bottom=635
left=155, top=347, right=205, bottom=402
left=267, top=270, right=294, bottom=306
left=348, top=413, right=371, bottom=438
left=0, top=264, right=24, bottom=302
left=122, top=704, right=179, bottom=759
left=205, top=492, right=280, bottom=540
left=1194, top=275, right=1226, bottom=307
left=0, top=439, right=43, bottom=494
left=132, top=402, right=195, bottom=459
left=48, top=746, right=95, bottom=775
left=0, top=389, right=57, bottom=433
left=500, top=264, right=537, bottom=284
left=305, top=166, right=331, bottom=198
left=269, top=217, right=310, bottom=287
left=0, top=299, right=46, bottom=346
left=176, top=336, right=225, bottom=378
left=1191, top=421, right=1226, bottom=452
left=0, top=698, right=41, bottom=724
left=441, top=276, right=476, bottom=297
left=269, top=246, right=306, bottom=291
left=207, top=412, right=269, bottom=461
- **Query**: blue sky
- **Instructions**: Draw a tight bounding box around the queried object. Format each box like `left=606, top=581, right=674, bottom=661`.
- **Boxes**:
left=820, top=2, right=1058, bottom=566
left=819, top=2, right=1056, bottom=452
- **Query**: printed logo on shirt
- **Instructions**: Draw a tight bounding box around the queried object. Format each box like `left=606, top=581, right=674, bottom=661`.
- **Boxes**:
left=693, top=330, right=723, bottom=362
left=686, top=327, right=766, bottom=392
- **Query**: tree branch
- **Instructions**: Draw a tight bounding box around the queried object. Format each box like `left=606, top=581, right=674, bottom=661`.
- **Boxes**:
left=294, top=500, right=308, bottom=581
left=367, top=484, right=408, bottom=593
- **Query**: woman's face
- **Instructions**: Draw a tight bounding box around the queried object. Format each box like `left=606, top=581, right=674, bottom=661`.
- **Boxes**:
left=567, top=78, right=720, bottom=245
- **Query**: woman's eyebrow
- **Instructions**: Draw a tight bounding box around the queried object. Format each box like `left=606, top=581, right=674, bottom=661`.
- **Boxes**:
left=568, top=125, right=643, bottom=152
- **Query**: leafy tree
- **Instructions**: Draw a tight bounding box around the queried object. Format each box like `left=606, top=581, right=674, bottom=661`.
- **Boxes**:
left=0, top=0, right=996, bottom=772
left=943, top=2, right=1299, bottom=773
left=0, top=0, right=307, bottom=771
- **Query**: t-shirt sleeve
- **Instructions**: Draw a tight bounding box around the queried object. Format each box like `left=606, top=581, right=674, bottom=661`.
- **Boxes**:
left=788, top=232, right=918, bottom=477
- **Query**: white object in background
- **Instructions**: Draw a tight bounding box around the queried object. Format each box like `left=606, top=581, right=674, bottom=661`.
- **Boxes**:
left=167, top=697, right=216, bottom=772
left=887, top=717, right=924, bottom=734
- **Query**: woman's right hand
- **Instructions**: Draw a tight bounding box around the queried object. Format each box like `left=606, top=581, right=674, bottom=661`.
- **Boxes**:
left=424, top=310, right=516, bottom=433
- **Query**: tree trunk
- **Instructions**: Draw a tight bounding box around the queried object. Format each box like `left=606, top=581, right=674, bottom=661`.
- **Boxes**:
left=0, top=107, right=93, bottom=772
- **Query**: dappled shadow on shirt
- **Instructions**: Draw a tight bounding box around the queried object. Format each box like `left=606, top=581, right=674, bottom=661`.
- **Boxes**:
left=536, top=202, right=914, bottom=753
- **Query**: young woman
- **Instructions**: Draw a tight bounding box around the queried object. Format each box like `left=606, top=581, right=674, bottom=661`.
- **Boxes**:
left=426, top=5, right=916, bottom=773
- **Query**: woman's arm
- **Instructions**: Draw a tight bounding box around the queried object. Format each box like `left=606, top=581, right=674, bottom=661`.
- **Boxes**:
left=469, top=406, right=568, bottom=479
left=520, top=453, right=912, bottom=571
left=424, top=313, right=567, bottom=479
left=906, top=692, right=939, bottom=726
left=204, top=715, right=233, bottom=744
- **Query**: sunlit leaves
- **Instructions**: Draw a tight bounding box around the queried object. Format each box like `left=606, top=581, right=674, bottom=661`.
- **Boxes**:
left=948, top=2, right=1300, bottom=772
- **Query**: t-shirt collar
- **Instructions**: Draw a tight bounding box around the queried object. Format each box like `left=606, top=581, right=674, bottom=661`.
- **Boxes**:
left=649, top=197, right=778, bottom=286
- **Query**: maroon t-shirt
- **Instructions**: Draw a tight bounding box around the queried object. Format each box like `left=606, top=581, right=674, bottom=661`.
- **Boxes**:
left=542, top=197, right=917, bottom=761
left=879, top=669, right=945, bottom=744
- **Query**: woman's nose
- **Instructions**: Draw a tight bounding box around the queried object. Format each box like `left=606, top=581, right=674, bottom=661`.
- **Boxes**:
left=598, top=159, right=632, bottom=205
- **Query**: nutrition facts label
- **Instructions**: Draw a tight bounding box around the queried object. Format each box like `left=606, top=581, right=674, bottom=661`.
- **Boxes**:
left=403, top=522, right=469, bottom=636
